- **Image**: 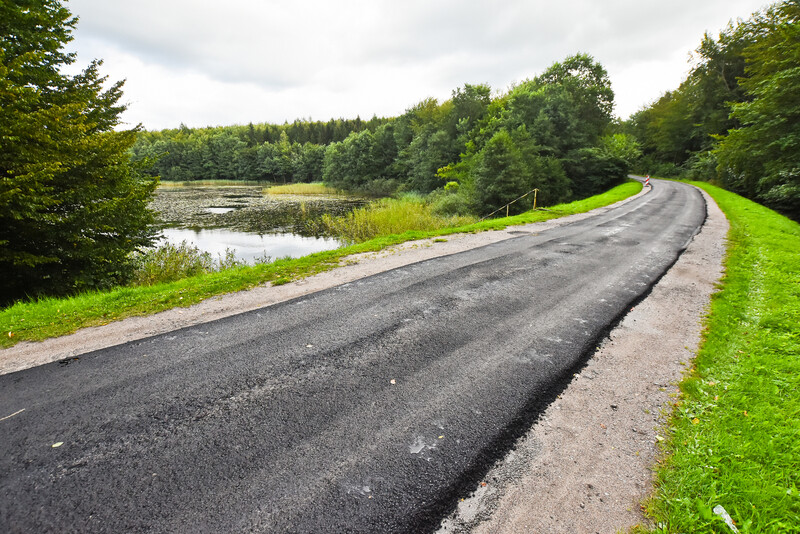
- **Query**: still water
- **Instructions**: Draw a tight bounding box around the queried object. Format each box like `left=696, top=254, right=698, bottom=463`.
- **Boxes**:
left=150, top=183, right=364, bottom=263
left=160, top=228, right=341, bottom=263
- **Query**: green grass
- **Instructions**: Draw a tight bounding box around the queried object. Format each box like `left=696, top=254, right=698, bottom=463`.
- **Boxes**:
left=642, top=183, right=800, bottom=533
left=0, top=180, right=641, bottom=348
left=263, top=182, right=345, bottom=196
left=316, top=196, right=479, bottom=243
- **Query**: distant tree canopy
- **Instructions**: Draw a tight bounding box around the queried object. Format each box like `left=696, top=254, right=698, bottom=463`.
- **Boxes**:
left=134, top=55, right=630, bottom=217
left=130, top=117, right=390, bottom=183
left=627, top=0, right=799, bottom=219
left=0, top=0, right=158, bottom=304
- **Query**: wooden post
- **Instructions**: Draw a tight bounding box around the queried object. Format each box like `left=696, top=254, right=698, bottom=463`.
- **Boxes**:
left=533, top=189, right=538, bottom=210
left=506, top=204, right=509, bottom=217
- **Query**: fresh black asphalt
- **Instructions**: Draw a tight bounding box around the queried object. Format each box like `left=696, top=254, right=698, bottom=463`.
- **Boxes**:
left=0, top=179, right=706, bottom=533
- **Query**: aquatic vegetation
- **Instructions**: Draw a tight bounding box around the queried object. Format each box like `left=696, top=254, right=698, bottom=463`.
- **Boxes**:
left=314, top=196, right=478, bottom=243
left=129, top=241, right=245, bottom=287
left=264, top=182, right=346, bottom=196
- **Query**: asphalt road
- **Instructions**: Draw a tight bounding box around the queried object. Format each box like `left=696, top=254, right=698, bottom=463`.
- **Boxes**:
left=0, top=179, right=706, bottom=533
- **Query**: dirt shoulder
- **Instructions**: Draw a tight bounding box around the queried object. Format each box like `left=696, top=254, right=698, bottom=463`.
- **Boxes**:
left=438, top=188, right=728, bottom=533
left=0, top=187, right=648, bottom=376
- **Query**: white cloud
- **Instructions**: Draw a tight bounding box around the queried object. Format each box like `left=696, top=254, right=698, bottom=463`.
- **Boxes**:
left=64, top=0, right=771, bottom=129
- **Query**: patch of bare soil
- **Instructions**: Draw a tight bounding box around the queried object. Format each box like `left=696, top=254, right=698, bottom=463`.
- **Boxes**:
left=437, top=189, right=728, bottom=533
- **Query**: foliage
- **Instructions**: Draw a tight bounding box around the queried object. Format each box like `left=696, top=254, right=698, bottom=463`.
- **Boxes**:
left=600, top=133, right=642, bottom=168
left=715, top=1, right=800, bottom=219
left=0, top=0, right=158, bottom=304
left=441, top=54, right=617, bottom=213
left=129, top=116, right=390, bottom=183
left=645, top=182, right=800, bottom=532
left=0, top=181, right=641, bottom=348
left=628, top=1, right=799, bottom=219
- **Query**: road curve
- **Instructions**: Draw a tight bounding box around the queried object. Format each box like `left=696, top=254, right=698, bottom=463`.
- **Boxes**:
left=0, top=179, right=705, bottom=533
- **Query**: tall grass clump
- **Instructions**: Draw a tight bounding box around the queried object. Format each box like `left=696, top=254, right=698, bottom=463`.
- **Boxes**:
left=643, top=183, right=800, bottom=532
left=264, top=183, right=344, bottom=196
left=316, top=195, right=478, bottom=243
left=129, top=241, right=244, bottom=286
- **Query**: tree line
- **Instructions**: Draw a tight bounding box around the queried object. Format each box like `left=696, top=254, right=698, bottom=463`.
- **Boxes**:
left=132, top=54, right=637, bottom=214
left=627, top=0, right=799, bottom=220
left=130, top=117, right=390, bottom=183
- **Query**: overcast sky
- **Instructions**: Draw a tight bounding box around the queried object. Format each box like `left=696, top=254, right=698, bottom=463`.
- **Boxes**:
left=64, top=0, right=770, bottom=131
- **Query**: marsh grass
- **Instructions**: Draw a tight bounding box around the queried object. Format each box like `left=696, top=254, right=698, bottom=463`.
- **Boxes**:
left=642, top=182, right=800, bottom=532
left=264, top=183, right=345, bottom=196
left=129, top=241, right=246, bottom=286
left=316, top=196, right=479, bottom=243
left=0, top=181, right=641, bottom=347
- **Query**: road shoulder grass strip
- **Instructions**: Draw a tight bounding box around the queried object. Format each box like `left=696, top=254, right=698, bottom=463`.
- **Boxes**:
left=0, top=181, right=641, bottom=348
left=642, top=183, right=800, bottom=532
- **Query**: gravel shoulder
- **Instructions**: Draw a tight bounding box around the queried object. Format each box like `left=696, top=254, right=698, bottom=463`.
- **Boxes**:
left=438, top=187, right=728, bottom=533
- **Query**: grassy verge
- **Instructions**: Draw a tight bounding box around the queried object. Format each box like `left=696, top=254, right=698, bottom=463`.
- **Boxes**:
left=642, top=183, right=800, bottom=532
left=0, top=180, right=641, bottom=348
left=263, top=182, right=346, bottom=196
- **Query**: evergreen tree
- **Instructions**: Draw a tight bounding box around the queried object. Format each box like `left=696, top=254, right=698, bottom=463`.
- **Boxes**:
left=0, top=0, right=158, bottom=303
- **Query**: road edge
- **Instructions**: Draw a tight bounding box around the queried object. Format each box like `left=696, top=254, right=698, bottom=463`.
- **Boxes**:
left=437, top=185, right=728, bottom=533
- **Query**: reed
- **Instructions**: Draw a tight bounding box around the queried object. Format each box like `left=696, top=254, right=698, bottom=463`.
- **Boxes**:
left=316, top=196, right=478, bottom=243
left=264, top=182, right=344, bottom=196
left=129, top=241, right=245, bottom=286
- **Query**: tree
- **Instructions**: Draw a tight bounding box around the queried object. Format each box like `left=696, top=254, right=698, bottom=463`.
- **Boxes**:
left=0, top=0, right=158, bottom=303
left=715, top=0, right=800, bottom=219
left=472, top=130, right=531, bottom=214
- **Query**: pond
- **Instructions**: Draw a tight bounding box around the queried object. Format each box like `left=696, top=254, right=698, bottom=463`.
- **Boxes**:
left=149, top=183, right=365, bottom=262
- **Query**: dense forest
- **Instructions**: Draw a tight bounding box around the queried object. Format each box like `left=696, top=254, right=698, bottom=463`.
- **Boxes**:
left=130, top=116, right=390, bottom=183
left=131, top=53, right=636, bottom=216
left=627, top=0, right=799, bottom=219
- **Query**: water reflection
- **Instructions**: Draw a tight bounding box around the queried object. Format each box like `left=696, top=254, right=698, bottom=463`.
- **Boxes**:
left=206, top=207, right=236, bottom=214
left=160, top=228, right=341, bottom=263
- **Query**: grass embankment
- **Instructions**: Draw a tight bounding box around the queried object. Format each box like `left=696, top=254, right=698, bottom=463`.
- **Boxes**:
left=0, top=180, right=641, bottom=348
left=263, top=182, right=345, bottom=196
left=642, top=183, right=800, bottom=532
